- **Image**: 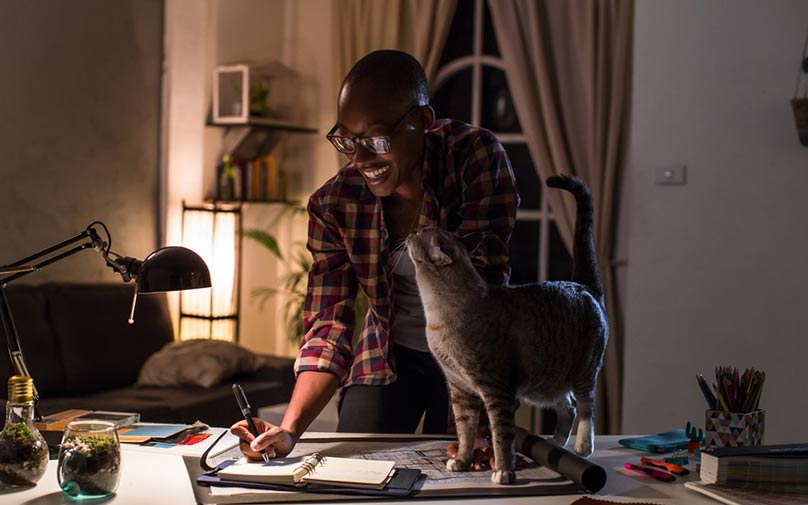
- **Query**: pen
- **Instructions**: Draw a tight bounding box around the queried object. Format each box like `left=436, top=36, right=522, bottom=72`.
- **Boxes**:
left=624, top=463, right=676, bottom=482
left=232, top=383, right=271, bottom=463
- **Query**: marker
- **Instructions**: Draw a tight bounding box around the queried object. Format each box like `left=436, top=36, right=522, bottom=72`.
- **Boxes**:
left=232, top=383, right=271, bottom=463
left=624, top=463, right=676, bottom=482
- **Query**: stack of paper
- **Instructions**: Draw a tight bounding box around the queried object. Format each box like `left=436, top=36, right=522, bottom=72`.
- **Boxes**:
left=700, top=443, right=808, bottom=493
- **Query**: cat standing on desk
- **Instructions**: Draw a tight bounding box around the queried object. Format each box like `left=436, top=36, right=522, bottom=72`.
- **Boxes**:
left=406, top=175, right=608, bottom=485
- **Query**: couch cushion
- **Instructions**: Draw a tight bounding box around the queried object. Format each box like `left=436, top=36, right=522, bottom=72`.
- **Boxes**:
left=46, top=283, right=173, bottom=395
left=1, top=285, right=68, bottom=397
left=137, top=339, right=265, bottom=388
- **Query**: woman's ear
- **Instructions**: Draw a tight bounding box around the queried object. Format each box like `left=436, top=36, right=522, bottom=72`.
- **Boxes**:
left=419, top=105, right=435, bottom=131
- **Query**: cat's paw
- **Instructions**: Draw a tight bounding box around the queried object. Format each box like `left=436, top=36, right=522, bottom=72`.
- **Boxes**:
left=491, top=470, right=516, bottom=484
left=446, top=458, right=469, bottom=472
left=551, top=434, right=570, bottom=447
left=575, top=437, right=594, bottom=457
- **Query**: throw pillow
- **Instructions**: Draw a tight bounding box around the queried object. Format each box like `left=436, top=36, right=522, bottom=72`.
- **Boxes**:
left=137, top=339, right=265, bottom=388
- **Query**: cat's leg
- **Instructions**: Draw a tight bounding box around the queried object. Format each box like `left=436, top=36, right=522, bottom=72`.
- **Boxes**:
left=551, top=393, right=576, bottom=448
left=446, top=382, right=481, bottom=472
left=573, top=390, right=595, bottom=457
left=479, top=389, right=518, bottom=484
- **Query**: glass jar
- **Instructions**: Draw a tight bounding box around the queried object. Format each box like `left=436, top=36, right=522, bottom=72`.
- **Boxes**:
left=58, top=420, right=121, bottom=499
left=0, top=375, right=49, bottom=486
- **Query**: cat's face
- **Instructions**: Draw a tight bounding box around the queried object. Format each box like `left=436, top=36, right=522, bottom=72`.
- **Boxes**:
left=405, top=226, right=483, bottom=270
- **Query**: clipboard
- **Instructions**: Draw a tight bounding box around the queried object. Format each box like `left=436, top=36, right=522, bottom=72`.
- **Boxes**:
left=197, top=460, right=422, bottom=497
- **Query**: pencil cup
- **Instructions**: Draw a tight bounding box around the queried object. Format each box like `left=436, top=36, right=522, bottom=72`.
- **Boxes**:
left=704, top=409, right=764, bottom=448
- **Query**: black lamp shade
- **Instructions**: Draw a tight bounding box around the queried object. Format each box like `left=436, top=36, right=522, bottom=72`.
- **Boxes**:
left=137, top=246, right=211, bottom=293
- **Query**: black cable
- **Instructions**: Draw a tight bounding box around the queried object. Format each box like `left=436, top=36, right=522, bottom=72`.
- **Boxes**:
left=86, top=220, right=112, bottom=256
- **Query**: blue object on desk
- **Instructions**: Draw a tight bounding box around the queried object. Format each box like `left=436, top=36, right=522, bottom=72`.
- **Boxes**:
left=618, top=430, right=690, bottom=453
left=121, top=424, right=190, bottom=438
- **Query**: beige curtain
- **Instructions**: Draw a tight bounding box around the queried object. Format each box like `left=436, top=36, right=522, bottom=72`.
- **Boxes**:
left=334, top=0, right=458, bottom=85
left=489, top=0, right=633, bottom=434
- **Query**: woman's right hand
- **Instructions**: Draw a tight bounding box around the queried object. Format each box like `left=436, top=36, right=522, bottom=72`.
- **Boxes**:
left=229, top=418, right=296, bottom=460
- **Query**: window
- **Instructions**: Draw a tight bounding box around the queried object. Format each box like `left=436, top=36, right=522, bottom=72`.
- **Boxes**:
left=431, top=0, right=572, bottom=434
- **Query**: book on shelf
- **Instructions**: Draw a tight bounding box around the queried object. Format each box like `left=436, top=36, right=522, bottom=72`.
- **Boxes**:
left=218, top=452, right=396, bottom=490
left=700, top=443, right=808, bottom=493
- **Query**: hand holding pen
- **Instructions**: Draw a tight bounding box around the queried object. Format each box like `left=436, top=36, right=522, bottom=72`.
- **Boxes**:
left=230, top=383, right=296, bottom=461
left=232, top=383, right=272, bottom=463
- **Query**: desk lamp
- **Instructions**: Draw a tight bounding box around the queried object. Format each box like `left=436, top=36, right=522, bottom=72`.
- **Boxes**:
left=0, top=221, right=212, bottom=418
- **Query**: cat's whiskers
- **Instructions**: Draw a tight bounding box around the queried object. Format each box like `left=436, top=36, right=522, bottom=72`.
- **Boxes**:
left=389, top=239, right=410, bottom=272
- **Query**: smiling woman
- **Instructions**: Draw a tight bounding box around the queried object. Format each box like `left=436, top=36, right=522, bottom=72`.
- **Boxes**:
left=229, top=49, right=518, bottom=463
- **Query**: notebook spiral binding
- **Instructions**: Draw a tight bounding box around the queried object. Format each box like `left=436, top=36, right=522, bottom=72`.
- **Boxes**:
left=297, top=452, right=326, bottom=475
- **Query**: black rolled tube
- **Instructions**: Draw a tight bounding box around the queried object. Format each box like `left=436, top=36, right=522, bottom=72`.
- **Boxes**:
left=515, top=427, right=607, bottom=493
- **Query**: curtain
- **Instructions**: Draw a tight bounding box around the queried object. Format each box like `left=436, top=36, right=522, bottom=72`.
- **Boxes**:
left=333, top=0, right=458, bottom=84
left=488, top=0, right=634, bottom=434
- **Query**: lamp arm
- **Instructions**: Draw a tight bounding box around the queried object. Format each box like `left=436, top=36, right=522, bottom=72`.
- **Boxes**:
left=0, top=222, right=139, bottom=421
left=0, top=285, right=41, bottom=417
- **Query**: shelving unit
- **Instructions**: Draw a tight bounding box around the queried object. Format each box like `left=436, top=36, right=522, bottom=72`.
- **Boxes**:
left=207, top=118, right=317, bottom=159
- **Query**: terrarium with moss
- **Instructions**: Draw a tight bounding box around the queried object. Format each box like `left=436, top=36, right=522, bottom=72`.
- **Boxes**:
left=58, top=422, right=121, bottom=498
left=0, top=376, right=49, bottom=486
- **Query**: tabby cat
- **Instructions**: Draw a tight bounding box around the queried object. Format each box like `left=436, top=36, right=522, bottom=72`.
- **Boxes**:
left=405, top=175, right=608, bottom=484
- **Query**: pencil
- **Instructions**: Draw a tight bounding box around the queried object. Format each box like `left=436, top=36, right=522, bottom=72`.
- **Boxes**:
left=696, top=374, right=716, bottom=409
left=712, top=383, right=730, bottom=412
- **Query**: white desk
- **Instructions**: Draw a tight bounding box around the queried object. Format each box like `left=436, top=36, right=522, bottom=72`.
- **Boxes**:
left=0, top=434, right=720, bottom=505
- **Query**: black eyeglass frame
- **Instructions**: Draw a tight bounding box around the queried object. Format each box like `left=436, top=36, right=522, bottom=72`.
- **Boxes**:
left=326, top=105, right=422, bottom=155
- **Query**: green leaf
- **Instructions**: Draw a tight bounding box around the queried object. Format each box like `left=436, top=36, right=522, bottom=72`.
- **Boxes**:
left=242, top=229, right=284, bottom=261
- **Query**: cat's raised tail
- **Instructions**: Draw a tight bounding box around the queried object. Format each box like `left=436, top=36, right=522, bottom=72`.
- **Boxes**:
left=545, top=175, right=604, bottom=305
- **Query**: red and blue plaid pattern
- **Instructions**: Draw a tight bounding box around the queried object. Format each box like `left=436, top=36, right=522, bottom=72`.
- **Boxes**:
left=295, top=119, right=519, bottom=387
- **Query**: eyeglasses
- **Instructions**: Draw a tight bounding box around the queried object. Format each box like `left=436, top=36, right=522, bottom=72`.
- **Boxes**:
left=326, top=105, right=420, bottom=155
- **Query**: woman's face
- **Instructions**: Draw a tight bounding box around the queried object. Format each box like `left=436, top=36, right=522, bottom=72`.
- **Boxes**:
left=335, top=81, right=431, bottom=198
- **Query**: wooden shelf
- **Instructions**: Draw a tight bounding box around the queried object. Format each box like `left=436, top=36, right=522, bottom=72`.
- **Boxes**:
left=207, top=117, right=317, bottom=134
left=206, top=118, right=317, bottom=159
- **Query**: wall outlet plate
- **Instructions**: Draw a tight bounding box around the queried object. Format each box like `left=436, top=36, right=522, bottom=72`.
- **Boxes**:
left=655, top=165, right=687, bottom=185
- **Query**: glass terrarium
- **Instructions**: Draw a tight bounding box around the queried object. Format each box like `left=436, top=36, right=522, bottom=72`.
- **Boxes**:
left=0, top=375, right=49, bottom=486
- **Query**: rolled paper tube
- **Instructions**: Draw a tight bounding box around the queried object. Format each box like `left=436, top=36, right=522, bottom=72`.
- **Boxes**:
left=515, top=427, right=607, bottom=493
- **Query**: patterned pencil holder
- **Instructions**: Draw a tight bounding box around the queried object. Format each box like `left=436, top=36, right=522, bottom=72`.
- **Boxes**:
left=704, top=409, right=765, bottom=448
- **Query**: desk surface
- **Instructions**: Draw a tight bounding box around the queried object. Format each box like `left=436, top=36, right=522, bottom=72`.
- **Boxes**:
left=0, top=434, right=719, bottom=505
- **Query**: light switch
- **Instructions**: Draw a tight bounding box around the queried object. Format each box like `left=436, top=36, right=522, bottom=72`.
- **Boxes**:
left=655, top=165, right=687, bottom=185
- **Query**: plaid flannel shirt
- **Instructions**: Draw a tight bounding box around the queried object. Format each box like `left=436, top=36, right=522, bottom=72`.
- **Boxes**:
left=295, top=119, right=519, bottom=387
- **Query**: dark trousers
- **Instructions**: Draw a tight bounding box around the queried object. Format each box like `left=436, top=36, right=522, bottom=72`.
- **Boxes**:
left=337, top=345, right=449, bottom=434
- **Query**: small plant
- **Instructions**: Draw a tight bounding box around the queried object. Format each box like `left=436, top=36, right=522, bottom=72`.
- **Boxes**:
left=244, top=204, right=368, bottom=344
left=685, top=421, right=704, bottom=442
left=0, top=422, right=48, bottom=486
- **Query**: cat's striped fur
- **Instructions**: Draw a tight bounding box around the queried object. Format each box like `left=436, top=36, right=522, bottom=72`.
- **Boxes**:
left=405, top=175, right=608, bottom=484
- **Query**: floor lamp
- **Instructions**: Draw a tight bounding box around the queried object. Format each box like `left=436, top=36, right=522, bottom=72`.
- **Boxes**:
left=180, top=202, right=241, bottom=341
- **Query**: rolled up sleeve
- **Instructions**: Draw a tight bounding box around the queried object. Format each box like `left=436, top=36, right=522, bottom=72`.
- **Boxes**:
left=294, top=197, right=358, bottom=383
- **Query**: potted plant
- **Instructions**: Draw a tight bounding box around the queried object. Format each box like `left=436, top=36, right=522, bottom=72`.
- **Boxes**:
left=244, top=205, right=368, bottom=345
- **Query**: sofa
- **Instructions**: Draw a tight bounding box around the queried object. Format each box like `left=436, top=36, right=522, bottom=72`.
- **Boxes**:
left=0, top=283, right=295, bottom=428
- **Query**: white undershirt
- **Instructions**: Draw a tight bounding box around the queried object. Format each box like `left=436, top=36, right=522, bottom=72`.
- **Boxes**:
left=390, top=246, right=429, bottom=352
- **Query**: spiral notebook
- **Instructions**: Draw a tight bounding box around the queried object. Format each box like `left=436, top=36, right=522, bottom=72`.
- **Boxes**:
left=217, top=453, right=396, bottom=490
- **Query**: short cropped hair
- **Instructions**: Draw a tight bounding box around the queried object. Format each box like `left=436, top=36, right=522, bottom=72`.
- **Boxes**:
left=343, top=50, right=429, bottom=107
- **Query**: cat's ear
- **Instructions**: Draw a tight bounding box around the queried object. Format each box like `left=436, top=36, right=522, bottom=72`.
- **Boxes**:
left=459, top=232, right=485, bottom=255
left=429, top=246, right=452, bottom=266
left=428, top=236, right=452, bottom=266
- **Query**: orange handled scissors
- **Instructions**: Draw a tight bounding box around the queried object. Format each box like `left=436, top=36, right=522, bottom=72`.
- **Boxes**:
left=640, top=457, right=690, bottom=475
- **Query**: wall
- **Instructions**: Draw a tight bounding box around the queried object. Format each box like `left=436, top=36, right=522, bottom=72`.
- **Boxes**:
left=0, top=1, right=163, bottom=282
left=623, top=0, right=808, bottom=443
left=187, top=0, right=336, bottom=356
